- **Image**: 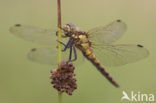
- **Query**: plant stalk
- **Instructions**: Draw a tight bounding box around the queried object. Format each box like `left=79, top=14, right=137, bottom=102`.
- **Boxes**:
left=57, top=0, right=62, bottom=103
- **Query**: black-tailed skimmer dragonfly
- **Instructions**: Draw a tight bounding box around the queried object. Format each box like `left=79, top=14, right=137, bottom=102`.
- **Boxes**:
left=10, top=20, right=149, bottom=87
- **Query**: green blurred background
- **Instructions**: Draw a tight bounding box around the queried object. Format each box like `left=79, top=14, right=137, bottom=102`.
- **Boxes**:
left=0, top=0, right=155, bottom=103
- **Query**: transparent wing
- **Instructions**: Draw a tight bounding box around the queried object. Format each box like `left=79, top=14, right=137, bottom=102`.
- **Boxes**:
left=88, top=20, right=127, bottom=44
left=93, top=44, right=149, bottom=66
left=27, top=46, right=84, bottom=65
left=9, top=24, right=61, bottom=45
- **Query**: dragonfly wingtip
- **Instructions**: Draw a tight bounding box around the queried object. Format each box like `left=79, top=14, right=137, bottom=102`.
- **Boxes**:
left=31, top=48, right=37, bottom=52
left=137, top=44, right=144, bottom=48
left=117, top=19, right=121, bottom=22
left=15, top=24, right=21, bottom=27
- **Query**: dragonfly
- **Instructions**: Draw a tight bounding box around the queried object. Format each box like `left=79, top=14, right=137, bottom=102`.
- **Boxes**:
left=10, top=20, right=149, bottom=87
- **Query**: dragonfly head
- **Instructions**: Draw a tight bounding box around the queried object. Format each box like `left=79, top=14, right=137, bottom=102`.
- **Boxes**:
left=63, top=24, right=78, bottom=37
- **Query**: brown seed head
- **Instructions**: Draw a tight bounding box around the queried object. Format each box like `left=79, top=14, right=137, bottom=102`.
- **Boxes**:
left=50, top=61, right=77, bottom=95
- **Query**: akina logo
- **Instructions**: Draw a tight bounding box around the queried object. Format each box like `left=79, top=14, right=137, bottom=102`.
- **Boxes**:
left=121, top=91, right=154, bottom=102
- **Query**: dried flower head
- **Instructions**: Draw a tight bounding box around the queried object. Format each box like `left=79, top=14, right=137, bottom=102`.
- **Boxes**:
left=50, top=61, right=77, bottom=95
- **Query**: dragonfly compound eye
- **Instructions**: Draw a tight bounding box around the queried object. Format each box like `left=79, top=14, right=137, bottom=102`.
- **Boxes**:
left=64, top=24, right=77, bottom=31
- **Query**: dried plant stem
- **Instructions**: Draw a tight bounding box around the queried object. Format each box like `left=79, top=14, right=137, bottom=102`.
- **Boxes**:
left=57, top=0, right=62, bottom=103
left=57, top=0, right=62, bottom=63
left=57, top=27, right=62, bottom=63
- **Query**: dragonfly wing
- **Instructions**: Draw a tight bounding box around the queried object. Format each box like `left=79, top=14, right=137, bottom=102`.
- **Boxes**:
left=93, top=44, right=149, bottom=66
left=27, top=46, right=84, bottom=66
left=27, top=46, right=58, bottom=65
left=9, top=24, right=64, bottom=45
left=88, top=20, right=127, bottom=44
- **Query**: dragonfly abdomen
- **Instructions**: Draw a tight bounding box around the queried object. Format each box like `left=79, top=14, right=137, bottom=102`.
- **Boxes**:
left=83, top=49, right=119, bottom=87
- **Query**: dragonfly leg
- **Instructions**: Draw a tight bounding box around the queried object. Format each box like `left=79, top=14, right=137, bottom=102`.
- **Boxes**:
left=56, top=28, right=62, bottom=36
left=57, top=40, right=66, bottom=47
left=62, top=40, right=72, bottom=52
left=70, top=47, right=77, bottom=62
left=56, top=27, right=64, bottom=36
left=67, top=47, right=73, bottom=62
left=56, top=31, right=58, bottom=36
